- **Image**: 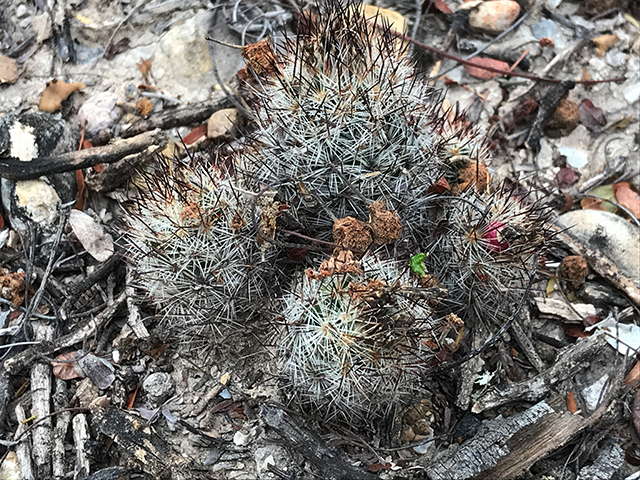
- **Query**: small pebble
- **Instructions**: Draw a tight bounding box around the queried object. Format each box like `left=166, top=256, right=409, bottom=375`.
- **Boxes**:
left=582, top=374, right=610, bottom=411
left=545, top=98, right=580, bottom=138
left=16, top=4, right=27, bottom=17
left=468, top=0, right=520, bottom=35
left=207, top=108, right=240, bottom=141
left=624, top=83, right=640, bottom=104
left=557, top=147, right=588, bottom=169
left=233, top=430, right=251, bottom=446
left=531, top=19, right=558, bottom=40
left=143, top=372, right=174, bottom=405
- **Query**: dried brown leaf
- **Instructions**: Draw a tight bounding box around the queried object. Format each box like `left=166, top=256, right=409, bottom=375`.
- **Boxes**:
left=464, top=57, right=510, bottom=80
left=52, top=351, right=85, bottom=380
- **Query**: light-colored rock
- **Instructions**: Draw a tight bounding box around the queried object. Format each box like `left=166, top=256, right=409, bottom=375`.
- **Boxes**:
left=0, top=450, right=21, bottom=480
left=557, top=146, right=588, bottom=169
left=148, top=11, right=244, bottom=103
left=581, top=374, right=610, bottom=411
left=77, top=92, right=122, bottom=136
left=468, top=0, right=520, bottom=35
left=233, top=430, right=251, bottom=446
left=143, top=372, right=174, bottom=405
left=69, top=210, right=114, bottom=262
left=254, top=446, right=291, bottom=479
left=207, top=108, right=240, bottom=140
left=556, top=210, right=640, bottom=288
left=16, top=4, right=27, bottom=18
left=535, top=297, right=597, bottom=323
left=0, top=55, right=19, bottom=85
left=15, top=179, right=60, bottom=227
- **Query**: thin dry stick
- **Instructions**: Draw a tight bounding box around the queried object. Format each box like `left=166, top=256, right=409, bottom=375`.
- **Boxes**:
left=14, top=408, right=90, bottom=442
left=380, top=25, right=625, bottom=85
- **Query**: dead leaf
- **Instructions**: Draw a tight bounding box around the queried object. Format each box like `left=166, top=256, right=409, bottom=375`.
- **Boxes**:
left=136, top=58, right=153, bottom=83
left=539, top=37, right=554, bottom=48
left=581, top=185, right=617, bottom=213
left=566, top=391, right=578, bottom=413
left=426, top=0, right=453, bottom=14
left=0, top=54, right=19, bottom=84
left=633, top=390, right=640, bottom=437
left=0, top=268, right=26, bottom=307
left=39, top=79, right=85, bottom=112
left=561, top=192, right=574, bottom=212
left=562, top=323, right=592, bottom=338
left=546, top=277, right=556, bottom=297
left=464, top=57, right=510, bottom=80
left=52, top=351, right=86, bottom=380
left=75, top=169, right=85, bottom=211
left=613, top=182, right=640, bottom=219
left=126, top=384, right=140, bottom=409
left=579, top=99, right=606, bottom=130
left=368, top=463, right=392, bottom=473
left=135, top=98, right=153, bottom=117
left=563, top=323, right=591, bottom=338
left=105, top=38, right=130, bottom=61
left=609, top=115, right=633, bottom=129
left=580, top=68, right=593, bottom=86
left=556, top=167, right=579, bottom=190
left=69, top=209, right=114, bottom=262
left=428, top=176, right=451, bottom=194
left=593, top=34, right=619, bottom=57
left=183, top=124, right=208, bottom=145
left=78, top=353, right=115, bottom=389
left=583, top=315, right=601, bottom=327
left=625, top=362, right=640, bottom=386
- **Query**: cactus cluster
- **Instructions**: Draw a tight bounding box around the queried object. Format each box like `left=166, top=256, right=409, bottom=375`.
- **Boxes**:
left=121, top=1, right=551, bottom=426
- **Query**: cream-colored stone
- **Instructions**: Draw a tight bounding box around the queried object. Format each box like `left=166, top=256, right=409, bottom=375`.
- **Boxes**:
left=15, top=179, right=60, bottom=226
left=468, top=0, right=520, bottom=35
left=0, top=55, right=18, bottom=84
left=207, top=108, right=240, bottom=140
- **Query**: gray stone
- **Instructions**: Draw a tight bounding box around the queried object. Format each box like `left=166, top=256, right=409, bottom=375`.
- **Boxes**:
left=149, top=11, right=243, bottom=103
left=69, top=210, right=114, bottom=262
left=143, top=372, right=174, bottom=405
left=32, top=13, right=52, bottom=43
left=77, top=92, right=122, bottom=137
left=556, top=210, right=640, bottom=288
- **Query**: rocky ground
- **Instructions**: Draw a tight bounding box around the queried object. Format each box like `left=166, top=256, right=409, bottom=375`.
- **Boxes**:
left=0, top=0, right=639, bottom=479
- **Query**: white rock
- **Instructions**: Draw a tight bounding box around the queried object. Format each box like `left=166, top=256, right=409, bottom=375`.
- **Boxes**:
left=16, top=4, right=27, bottom=17
left=233, top=430, right=251, bottom=446
left=557, top=146, right=588, bottom=169
left=9, top=121, right=37, bottom=161
left=254, top=446, right=290, bottom=479
left=69, top=209, right=114, bottom=262
left=624, top=82, right=640, bottom=104
left=15, top=179, right=60, bottom=227
left=581, top=374, right=609, bottom=411
left=77, top=92, right=122, bottom=136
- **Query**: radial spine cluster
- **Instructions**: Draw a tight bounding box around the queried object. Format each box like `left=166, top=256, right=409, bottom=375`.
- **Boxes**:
left=123, top=156, right=269, bottom=336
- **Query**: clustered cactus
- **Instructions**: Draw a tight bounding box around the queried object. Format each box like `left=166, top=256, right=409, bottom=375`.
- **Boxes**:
left=121, top=1, right=551, bottom=426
